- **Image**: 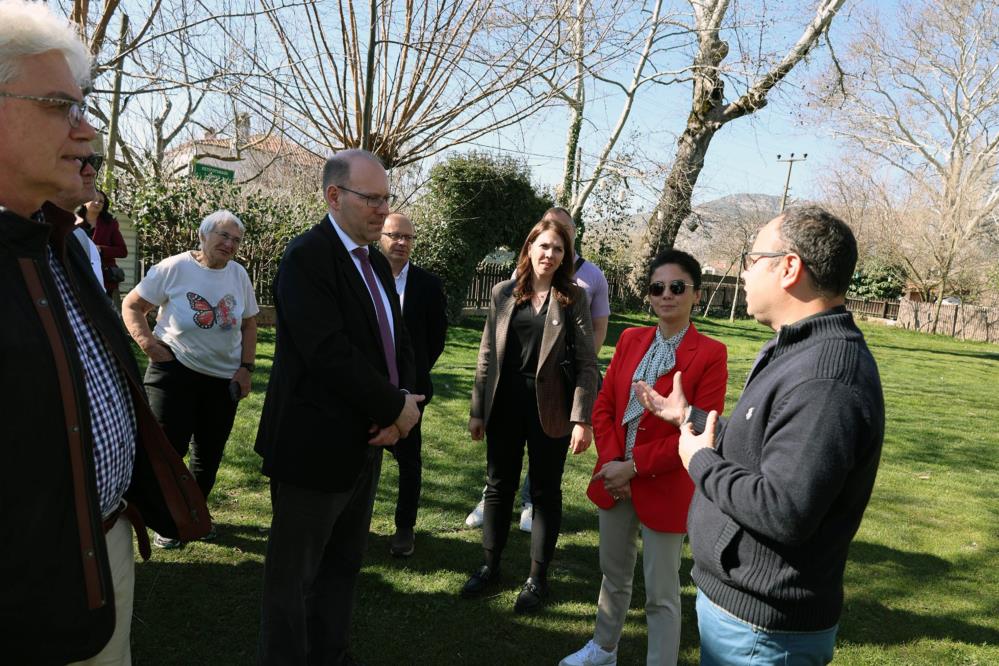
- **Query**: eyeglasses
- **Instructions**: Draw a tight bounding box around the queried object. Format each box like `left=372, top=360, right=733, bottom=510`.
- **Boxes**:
left=80, top=154, right=104, bottom=174
left=649, top=280, right=696, bottom=297
left=338, top=185, right=396, bottom=209
left=382, top=232, right=415, bottom=243
left=212, top=230, right=243, bottom=245
left=742, top=251, right=790, bottom=271
left=0, top=92, right=89, bottom=127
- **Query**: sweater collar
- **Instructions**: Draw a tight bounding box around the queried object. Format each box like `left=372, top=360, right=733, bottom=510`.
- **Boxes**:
left=772, top=305, right=857, bottom=357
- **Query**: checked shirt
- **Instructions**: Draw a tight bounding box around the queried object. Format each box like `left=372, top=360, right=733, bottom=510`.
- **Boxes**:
left=48, top=247, right=136, bottom=516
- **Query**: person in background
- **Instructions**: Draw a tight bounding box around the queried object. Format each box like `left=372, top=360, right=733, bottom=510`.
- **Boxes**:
left=377, top=212, right=448, bottom=558
left=462, top=216, right=599, bottom=614
left=465, top=206, right=611, bottom=532
left=67, top=154, right=104, bottom=285
left=0, top=3, right=209, bottom=662
left=122, top=210, right=259, bottom=548
left=560, top=250, right=727, bottom=666
left=635, top=206, right=884, bottom=665
left=75, top=186, right=127, bottom=303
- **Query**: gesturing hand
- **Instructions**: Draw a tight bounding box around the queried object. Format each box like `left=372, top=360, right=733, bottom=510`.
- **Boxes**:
left=633, top=372, right=688, bottom=427
left=679, top=410, right=718, bottom=470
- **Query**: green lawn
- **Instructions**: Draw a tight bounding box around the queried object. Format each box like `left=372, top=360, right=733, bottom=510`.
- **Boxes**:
left=130, top=314, right=999, bottom=665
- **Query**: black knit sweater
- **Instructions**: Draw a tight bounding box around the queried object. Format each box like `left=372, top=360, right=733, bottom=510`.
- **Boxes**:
left=686, top=306, right=884, bottom=631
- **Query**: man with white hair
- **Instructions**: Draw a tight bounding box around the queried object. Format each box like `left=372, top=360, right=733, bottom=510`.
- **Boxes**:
left=0, top=2, right=209, bottom=662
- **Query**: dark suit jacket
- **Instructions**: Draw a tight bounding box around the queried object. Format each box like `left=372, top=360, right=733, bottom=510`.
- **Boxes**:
left=401, top=263, right=448, bottom=403
left=255, top=216, right=416, bottom=493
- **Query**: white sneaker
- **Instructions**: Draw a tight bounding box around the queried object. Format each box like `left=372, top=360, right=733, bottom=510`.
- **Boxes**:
left=519, top=502, right=533, bottom=533
left=465, top=499, right=485, bottom=528
left=559, top=640, right=618, bottom=666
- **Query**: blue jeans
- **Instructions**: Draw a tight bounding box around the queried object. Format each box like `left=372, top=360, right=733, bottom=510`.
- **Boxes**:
left=696, top=590, right=837, bottom=665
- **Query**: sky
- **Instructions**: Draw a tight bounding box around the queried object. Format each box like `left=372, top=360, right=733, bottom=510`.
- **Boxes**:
left=458, top=0, right=882, bottom=211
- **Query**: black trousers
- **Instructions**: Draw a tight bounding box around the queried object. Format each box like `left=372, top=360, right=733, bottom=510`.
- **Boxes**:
left=483, top=375, right=570, bottom=566
left=389, top=411, right=423, bottom=530
left=144, top=359, right=238, bottom=501
left=258, top=448, right=382, bottom=666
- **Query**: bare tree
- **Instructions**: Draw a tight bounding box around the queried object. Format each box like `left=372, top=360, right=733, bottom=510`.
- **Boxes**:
left=632, top=0, right=847, bottom=291
left=542, top=0, right=682, bottom=221
left=249, top=0, right=573, bottom=168
left=60, top=0, right=283, bottom=184
left=821, top=0, right=999, bottom=330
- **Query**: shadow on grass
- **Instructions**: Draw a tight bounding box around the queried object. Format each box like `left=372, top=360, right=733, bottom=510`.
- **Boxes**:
left=840, top=541, right=999, bottom=647
left=131, top=523, right=268, bottom=665
left=869, top=342, right=999, bottom=363
left=354, top=534, right=702, bottom=665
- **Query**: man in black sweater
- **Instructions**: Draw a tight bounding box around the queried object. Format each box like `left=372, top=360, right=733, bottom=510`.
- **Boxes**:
left=636, top=206, right=884, bottom=665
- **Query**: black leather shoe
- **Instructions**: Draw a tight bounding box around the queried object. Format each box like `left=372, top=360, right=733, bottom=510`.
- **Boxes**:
left=514, top=577, right=549, bottom=614
left=461, top=565, right=500, bottom=598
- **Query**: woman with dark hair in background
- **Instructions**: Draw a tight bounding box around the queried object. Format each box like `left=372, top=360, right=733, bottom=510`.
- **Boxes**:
left=462, top=216, right=599, bottom=614
left=560, top=250, right=728, bottom=666
left=75, top=188, right=127, bottom=300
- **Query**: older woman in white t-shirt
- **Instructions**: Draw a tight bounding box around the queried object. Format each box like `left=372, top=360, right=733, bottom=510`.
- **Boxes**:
left=123, top=210, right=259, bottom=548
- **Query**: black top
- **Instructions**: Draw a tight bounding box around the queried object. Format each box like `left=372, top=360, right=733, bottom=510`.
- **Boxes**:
left=399, top=263, right=448, bottom=403
left=503, top=295, right=549, bottom=378
left=686, top=306, right=885, bottom=631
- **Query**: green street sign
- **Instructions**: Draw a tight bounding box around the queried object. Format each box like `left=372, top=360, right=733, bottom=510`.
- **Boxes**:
left=193, top=162, right=235, bottom=182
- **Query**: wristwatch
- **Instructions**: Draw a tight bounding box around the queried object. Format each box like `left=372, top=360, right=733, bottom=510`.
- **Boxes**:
left=240, top=362, right=255, bottom=373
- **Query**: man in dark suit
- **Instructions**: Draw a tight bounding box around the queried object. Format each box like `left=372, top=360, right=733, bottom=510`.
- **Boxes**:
left=377, top=212, right=448, bottom=557
left=255, top=149, right=423, bottom=666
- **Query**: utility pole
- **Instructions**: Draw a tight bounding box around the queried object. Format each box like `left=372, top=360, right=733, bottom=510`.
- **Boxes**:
left=777, top=152, right=807, bottom=211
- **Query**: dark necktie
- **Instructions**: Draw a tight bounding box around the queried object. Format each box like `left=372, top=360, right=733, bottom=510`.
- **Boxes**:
left=351, top=247, right=398, bottom=386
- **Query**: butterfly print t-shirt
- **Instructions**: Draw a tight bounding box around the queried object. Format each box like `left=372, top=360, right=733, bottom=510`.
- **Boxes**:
left=135, top=251, right=260, bottom=378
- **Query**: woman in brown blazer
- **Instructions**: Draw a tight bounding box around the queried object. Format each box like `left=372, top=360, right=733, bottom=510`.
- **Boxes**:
left=462, top=216, right=600, bottom=613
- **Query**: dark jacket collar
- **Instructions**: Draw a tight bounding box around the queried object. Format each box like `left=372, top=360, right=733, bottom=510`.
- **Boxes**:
left=0, top=206, right=51, bottom=258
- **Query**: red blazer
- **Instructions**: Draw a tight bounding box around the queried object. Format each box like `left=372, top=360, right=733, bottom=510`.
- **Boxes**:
left=587, top=324, right=727, bottom=533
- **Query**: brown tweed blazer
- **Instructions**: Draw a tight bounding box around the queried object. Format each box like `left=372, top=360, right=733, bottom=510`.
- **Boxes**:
left=470, top=279, right=599, bottom=438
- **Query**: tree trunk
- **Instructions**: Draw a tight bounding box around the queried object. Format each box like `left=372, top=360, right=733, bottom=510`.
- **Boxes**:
left=631, top=122, right=717, bottom=292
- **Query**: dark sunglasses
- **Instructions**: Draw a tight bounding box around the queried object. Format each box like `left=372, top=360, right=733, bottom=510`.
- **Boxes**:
left=80, top=154, right=104, bottom=174
left=648, top=279, right=696, bottom=297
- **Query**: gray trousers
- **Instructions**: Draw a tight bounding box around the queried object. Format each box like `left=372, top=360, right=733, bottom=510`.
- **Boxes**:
left=593, top=498, right=685, bottom=666
left=258, top=448, right=383, bottom=666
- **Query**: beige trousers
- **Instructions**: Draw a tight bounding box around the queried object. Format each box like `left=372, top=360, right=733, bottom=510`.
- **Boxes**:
left=68, top=516, right=135, bottom=666
left=593, top=498, right=685, bottom=666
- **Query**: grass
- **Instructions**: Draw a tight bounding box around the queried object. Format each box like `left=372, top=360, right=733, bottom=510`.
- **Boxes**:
left=130, top=313, right=999, bottom=665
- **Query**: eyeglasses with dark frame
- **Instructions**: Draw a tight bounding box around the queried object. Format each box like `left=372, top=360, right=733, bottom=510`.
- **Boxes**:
left=741, top=251, right=790, bottom=271
left=80, top=154, right=104, bottom=174
left=337, top=185, right=396, bottom=209
left=0, top=92, right=89, bottom=127
left=648, top=279, right=696, bottom=297
left=382, top=232, right=415, bottom=243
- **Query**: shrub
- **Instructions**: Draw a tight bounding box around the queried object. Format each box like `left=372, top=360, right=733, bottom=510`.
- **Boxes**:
left=412, top=152, right=552, bottom=321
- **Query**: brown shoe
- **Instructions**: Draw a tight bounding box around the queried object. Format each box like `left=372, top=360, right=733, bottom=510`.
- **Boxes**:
left=390, top=527, right=415, bottom=558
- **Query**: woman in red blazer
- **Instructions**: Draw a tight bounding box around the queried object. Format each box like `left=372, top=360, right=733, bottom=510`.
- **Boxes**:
left=561, top=250, right=727, bottom=666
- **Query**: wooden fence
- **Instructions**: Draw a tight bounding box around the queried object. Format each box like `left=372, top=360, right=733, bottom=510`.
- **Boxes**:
left=845, top=297, right=900, bottom=320
left=464, top=268, right=745, bottom=317
left=896, top=299, right=999, bottom=344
